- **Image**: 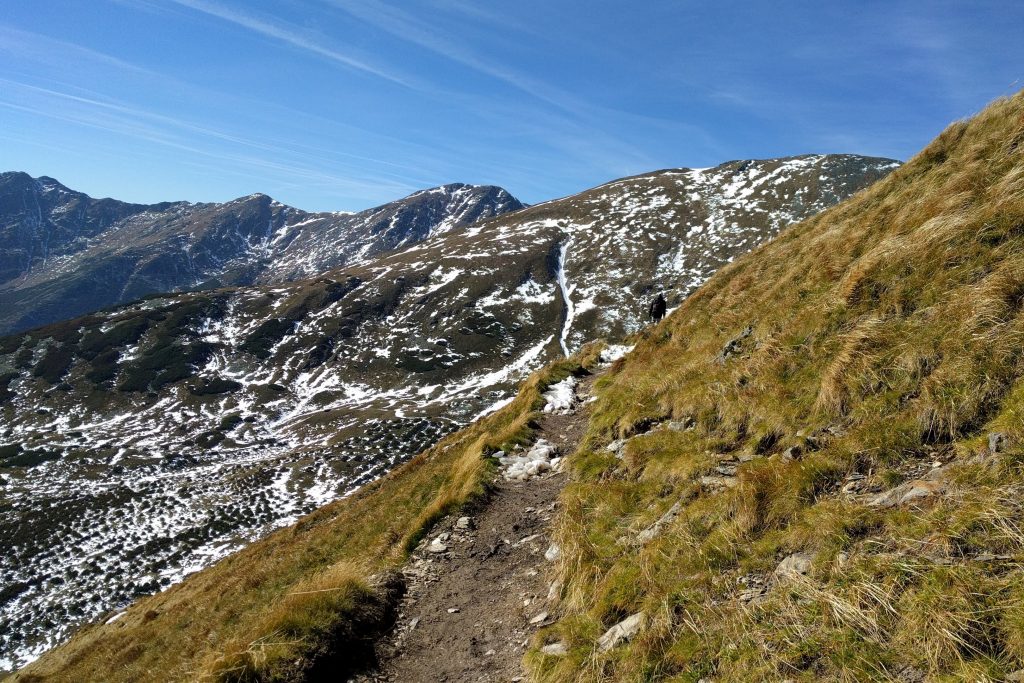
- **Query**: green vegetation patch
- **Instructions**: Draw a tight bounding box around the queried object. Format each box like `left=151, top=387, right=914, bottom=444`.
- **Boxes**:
left=31, top=343, right=76, bottom=384
left=188, top=377, right=243, bottom=396
left=118, top=341, right=215, bottom=392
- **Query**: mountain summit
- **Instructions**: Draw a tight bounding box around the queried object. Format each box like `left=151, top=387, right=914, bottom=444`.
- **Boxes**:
left=0, top=175, right=524, bottom=334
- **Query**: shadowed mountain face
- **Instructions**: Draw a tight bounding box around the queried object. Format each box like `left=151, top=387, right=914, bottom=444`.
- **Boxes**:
left=0, top=154, right=898, bottom=671
left=0, top=173, right=524, bottom=334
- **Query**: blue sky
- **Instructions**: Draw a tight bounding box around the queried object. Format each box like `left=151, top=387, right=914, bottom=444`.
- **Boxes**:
left=1, top=1, right=1022, bottom=212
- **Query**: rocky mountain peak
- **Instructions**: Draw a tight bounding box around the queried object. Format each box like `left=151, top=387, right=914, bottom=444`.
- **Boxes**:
left=0, top=177, right=526, bottom=334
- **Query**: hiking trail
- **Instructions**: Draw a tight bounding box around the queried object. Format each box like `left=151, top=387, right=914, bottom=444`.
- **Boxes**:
left=353, top=372, right=598, bottom=682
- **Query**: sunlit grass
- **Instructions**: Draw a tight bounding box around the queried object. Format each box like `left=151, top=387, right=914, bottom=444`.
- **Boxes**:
left=529, top=91, right=1024, bottom=681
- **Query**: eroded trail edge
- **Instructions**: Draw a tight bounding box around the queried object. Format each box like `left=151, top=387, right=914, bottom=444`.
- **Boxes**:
left=354, top=373, right=597, bottom=683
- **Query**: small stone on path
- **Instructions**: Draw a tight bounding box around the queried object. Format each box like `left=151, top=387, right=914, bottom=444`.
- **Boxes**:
left=544, top=543, right=560, bottom=562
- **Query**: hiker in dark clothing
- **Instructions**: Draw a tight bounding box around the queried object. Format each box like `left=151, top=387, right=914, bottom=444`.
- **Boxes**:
left=649, top=292, right=667, bottom=322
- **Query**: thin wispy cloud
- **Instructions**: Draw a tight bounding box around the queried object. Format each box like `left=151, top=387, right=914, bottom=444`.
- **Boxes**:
left=321, top=0, right=584, bottom=115
left=0, top=24, right=448, bottom=183
left=3, top=94, right=421, bottom=201
left=166, top=0, right=412, bottom=87
left=0, top=80, right=431, bottom=200
left=0, top=24, right=156, bottom=76
left=3, top=1, right=1020, bottom=210
left=319, top=0, right=667, bottom=173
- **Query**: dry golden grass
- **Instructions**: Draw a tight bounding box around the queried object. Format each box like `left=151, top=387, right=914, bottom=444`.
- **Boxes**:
left=526, top=91, right=1024, bottom=681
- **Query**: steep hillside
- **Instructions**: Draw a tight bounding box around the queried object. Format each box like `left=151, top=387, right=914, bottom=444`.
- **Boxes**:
left=529, top=93, right=1024, bottom=680
left=0, top=155, right=896, bottom=672
left=0, top=174, right=523, bottom=334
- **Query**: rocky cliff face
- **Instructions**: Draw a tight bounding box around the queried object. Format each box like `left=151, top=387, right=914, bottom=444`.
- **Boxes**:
left=0, top=174, right=524, bottom=334
left=0, top=154, right=898, bottom=671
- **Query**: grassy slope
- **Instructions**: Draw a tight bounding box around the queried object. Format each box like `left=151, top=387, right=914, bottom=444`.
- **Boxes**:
left=12, top=347, right=603, bottom=683
left=528, top=93, right=1024, bottom=681
left=16, top=92, right=1024, bottom=682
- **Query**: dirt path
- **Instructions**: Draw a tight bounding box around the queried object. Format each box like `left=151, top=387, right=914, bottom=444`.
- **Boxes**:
left=352, top=374, right=596, bottom=683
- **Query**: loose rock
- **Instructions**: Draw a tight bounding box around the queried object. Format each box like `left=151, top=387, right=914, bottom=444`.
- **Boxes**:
left=989, top=432, right=1007, bottom=454
left=842, top=473, right=867, bottom=494
left=637, top=501, right=682, bottom=545
left=781, top=446, right=801, bottom=461
left=544, top=543, right=561, bottom=562
left=717, top=325, right=753, bottom=363
left=774, top=552, right=815, bottom=580
left=700, top=475, right=737, bottom=490
left=868, top=478, right=945, bottom=508
left=597, top=612, right=647, bottom=652
left=606, top=439, right=626, bottom=458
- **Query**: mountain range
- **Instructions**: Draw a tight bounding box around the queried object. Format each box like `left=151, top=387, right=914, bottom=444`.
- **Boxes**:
left=0, top=173, right=523, bottom=335
left=0, top=153, right=899, bottom=672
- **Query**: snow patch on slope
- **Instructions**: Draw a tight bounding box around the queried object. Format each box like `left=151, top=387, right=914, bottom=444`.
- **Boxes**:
left=555, top=241, right=575, bottom=356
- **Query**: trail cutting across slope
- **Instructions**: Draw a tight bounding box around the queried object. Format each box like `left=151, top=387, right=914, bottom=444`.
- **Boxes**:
left=353, top=372, right=597, bottom=683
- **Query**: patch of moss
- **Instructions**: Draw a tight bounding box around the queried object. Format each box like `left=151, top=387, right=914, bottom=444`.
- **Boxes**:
left=0, top=445, right=62, bottom=468
left=0, top=371, right=17, bottom=404
left=85, top=348, right=121, bottom=386
left=240, top=318, right=296, bottom=358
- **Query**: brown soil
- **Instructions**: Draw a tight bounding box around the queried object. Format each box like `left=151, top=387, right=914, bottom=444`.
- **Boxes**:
left=352, top=374, right=596, bottom=683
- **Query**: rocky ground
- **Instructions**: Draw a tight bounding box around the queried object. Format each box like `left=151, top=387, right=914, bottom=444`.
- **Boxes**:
left=353, top=374, right=596, bottom=682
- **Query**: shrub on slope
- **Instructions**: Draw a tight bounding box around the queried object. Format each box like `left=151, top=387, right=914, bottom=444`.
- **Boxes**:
left=530, top=92, right=1024, bottom=681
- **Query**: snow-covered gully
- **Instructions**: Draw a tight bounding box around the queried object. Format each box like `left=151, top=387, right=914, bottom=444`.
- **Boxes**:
left=555, top=240, right=576, bottom=356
